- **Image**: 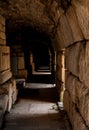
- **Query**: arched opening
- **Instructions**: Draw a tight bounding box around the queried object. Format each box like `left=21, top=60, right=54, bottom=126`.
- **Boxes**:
left=1, top=0, right=89, bottom=130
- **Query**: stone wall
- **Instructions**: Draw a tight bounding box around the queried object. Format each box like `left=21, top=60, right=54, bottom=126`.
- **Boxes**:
left=55, top=1, right=89, bottom=130
left=10, top=45, right=28, bottom=79
left=0, top=15, right=18, bottom=129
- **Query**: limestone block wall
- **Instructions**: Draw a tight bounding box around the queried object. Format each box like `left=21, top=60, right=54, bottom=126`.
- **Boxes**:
left=55, top=2, right=89, bottom=130
left=0, top=15, right=6, bottom=46
left=10, top=46, right=28, bottom=79
left=0, top=15, right=18, bottom=129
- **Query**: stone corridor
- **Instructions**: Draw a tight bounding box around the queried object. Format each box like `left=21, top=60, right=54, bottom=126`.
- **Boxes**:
left=2, top=84, right=72, bottom=130
left=1, top=0, right=89, bottom=130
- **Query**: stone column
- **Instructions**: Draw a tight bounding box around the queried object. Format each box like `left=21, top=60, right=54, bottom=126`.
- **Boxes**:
left=56, top=49, right=65, bottom=101
left=30, top=52, right=35, bottom=73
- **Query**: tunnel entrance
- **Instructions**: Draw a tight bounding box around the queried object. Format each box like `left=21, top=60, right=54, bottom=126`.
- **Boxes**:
left=7, top=27, right=55, bottom=84
left=0, top=13, right=70, bottom=130
left=2, top=24, right=69, bottom=130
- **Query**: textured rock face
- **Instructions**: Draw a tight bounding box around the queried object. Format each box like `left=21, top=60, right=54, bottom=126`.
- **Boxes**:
left=1, top=0, right=89, bottom=130
left=0, top=0, right=61, bottom=35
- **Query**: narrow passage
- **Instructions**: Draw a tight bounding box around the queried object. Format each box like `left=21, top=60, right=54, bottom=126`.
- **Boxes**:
left=3, top=83, right=72, bottom=130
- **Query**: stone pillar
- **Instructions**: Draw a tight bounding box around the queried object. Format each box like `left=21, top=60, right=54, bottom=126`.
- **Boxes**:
left=48, top=50, right=52, bottom=72
left=56, top=49, right=65, bottom=101
left=10, top=46, right=28, bottom=79
left=30, top=52, right=35, bottom=73
left=60, top=49, right=65, bottom=101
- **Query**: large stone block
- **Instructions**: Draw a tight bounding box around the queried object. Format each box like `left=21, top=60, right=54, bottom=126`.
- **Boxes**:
left=11, top=78, right=18, bottom=104
left=72, top=103, right=88, bottom=130
left=0, top=109, right=4, bottom=129
left=0, top=15, right=5, bottom=25
left=66, top=42, right=82, bottom=77
left=0, top=94, right=8, bottom=112
left=7, top=85, right=13, bottom=112
left=76, top=93, right=89, bottom=128
left=56, top=14, right=73, bottom=49
left=65, top=72, right=89, bottom=127
left=18, top=69, right=28, bottom=79
left=0, top=38, right=6, bottom=46
left=72, top=1, right=89, bottom=39
left=63, top=90, right=70, bottom=114
left=0, top=79, right=18, bottom=112
left=1, top=81, right=14, bottom=112
left=0, top=46, right=10, bottom=72
left=66, top=97, right=88, bottom=130
left=0, top=31, right=6, bottom=40
left=66, top=73, right=77, bottom=104
left=18, top=53, right=25, bottom=70
left=79, top=41, right=89, bottom=86
left=65, top=41, right=89, bottom=88
left=0, top=15, right=6, bottom=46
left=0, top=70, right=12, bottom=84
left=66, top=6, right=83, bottom=42
left=0, top=23, right=5, bottom=32
left=12, top=89, right=18, bottom=105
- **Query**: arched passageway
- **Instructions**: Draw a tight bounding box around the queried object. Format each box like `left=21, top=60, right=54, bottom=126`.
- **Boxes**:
left=0, top=0, right=89, bottom=130
left=2, top=25, right=69, bottom=130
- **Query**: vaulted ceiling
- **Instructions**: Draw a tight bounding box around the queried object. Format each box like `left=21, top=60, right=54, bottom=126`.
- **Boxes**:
left=0, top=0, right=62, bottom=36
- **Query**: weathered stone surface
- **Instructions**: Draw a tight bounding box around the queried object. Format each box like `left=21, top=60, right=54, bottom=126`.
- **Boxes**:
left=0, top=31, right=6, bottom=40
left=12, top=89, right=18, bottom=105
left=0, top=87, right=8, bottom=95
left=65, top=71, right=89, bottom=127
left=66, top=42, right=82, bottom=77
left=72, top=0, right=89, bottom=6
left=63, top=90, right=70, bottom=114
left=0, top=23, right=5, bottom=32
left=0, top=109, right=4, bottom=129
left=0, top=15, right=5, bottom=25
left=56, top=14, right=73, bottom=49
left=64, top=91, right=89, bottom=130
left=0, top=0, right=55, bottom=35
left=0, top=94, right=8, bottom=112
left=0, top=46, right=10, bottom=72
left=66, top=73, right=77, bottom=104
left=18, top=69, right=27, bottom=79
left=73, top=103, right=88, bottom=130
left=0, top=70, right=12, bottom=85
left=7, top=85, right=13, bottom=112
left=11, top=78, right=18, bottom=104
left=57, top=67, right=62, bottom=81
left=56, top=79, right=61, bottom=99
left=18, top=54, right=25, bottom=70
left=66, top=6, right=83, bottom=42
left=72, top=1, right=89, bottom=39
left=79, top=41, right=89, bottom=87
left=0, top=38, right=6, bottom=45
left=1, top=81, right=13, bottom=112
left=56, top=52, right=62, bottom=81
left=0, top=15, right=6, bottom=45
left=0, top=79, right=18, bottom=112
left=76, top=93, right=89, bottom=127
